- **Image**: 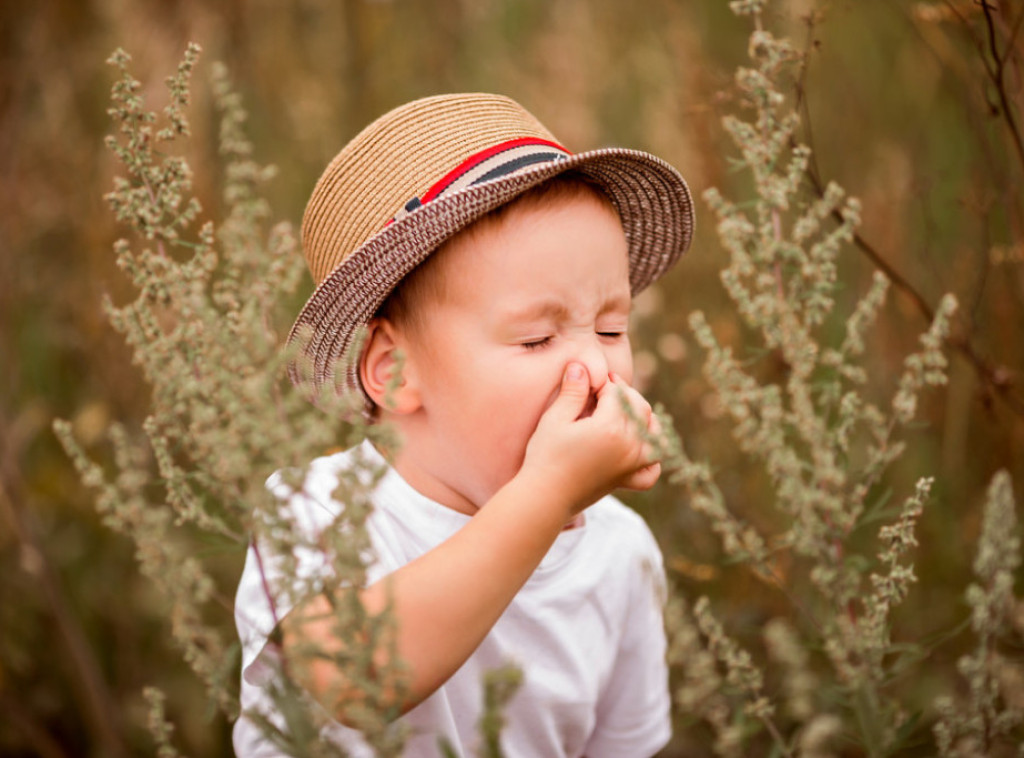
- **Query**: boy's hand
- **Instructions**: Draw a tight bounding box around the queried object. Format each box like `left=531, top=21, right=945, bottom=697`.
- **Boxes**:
left=521, top=362, right=662, bottom=515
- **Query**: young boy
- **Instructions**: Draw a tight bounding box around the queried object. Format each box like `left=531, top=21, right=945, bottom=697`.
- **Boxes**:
left=234, top=93, right=694, bottom=757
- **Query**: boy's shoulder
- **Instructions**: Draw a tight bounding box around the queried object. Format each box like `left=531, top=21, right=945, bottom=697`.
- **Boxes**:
left=262, top=441, right=380, bottom=528
left=267, top=440, right=379, bottom=491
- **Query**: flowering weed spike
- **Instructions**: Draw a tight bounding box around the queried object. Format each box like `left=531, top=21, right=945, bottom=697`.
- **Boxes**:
left=856, top=478, right=931, bottom=683
left=763, top=618, right=817, bottom=721
left=664, top=596, right=745, bottom=758
left=934, top=470, right=1023, bottom=756
left=892, top=294, right=957, bottom=424
left=144, top=687, right=182, bottom=758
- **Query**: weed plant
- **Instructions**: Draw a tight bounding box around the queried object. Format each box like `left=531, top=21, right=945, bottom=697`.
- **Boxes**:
left=657, top=2, right=1023, bottom=756
left=55, top=44, right=410, bottom=756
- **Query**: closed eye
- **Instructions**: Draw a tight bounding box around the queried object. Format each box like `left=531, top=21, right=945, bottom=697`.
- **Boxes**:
left=522, top=336, right=553, bottom=351
left=598, top=331, right=625, bottom=339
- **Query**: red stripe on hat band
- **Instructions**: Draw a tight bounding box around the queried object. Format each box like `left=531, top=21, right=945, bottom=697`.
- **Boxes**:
left=420, top=137, right=571, bottom=204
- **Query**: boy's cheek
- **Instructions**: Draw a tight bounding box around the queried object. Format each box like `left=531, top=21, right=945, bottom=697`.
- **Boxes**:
left=538, top=379, right=564, bottom=417
left=616, top=345, right=636, bottom=386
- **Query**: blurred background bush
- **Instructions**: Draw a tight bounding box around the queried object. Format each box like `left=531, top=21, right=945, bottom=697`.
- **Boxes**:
left=1, top=0, right=1021, bottom=755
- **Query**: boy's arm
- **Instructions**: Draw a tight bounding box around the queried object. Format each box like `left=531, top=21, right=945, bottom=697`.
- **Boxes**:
left=284, top=364, right=661, bottom=718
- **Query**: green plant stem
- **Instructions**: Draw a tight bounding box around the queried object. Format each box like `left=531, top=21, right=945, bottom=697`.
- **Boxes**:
left=853, top=683, right=885, bottom=758
left=761, top=714, right=795, bottom=758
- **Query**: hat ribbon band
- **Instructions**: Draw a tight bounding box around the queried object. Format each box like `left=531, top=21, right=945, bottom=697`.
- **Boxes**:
left=387, top=137, right=571, bottom=226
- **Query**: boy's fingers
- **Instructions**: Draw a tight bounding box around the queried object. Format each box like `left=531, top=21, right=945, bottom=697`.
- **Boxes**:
left=647, top=413, right=664, bottom=455
left=546, top=362, right=592, bottom=423
left=622, top=461, right=662, bottom=491
left=638, top=413, right=663, bottom=466
left=592, top=376, right=627, bottom=421
left=613, top=377, right=653, bottom=424
left=593, top=376, right=653, bottom=431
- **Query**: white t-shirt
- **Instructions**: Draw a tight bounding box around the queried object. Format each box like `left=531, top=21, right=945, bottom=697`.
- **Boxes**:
left=234, top=440, right=670, bottom=757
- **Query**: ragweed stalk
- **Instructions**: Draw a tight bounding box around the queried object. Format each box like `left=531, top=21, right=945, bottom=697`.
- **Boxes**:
left=657, top=2, right=998, bottom=756
left=56, top=45, right=406, bottom=755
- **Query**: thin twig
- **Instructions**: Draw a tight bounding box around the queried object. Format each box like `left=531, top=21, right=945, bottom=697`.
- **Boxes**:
left=810, top=161, right=1024, bottom=417
left=804, top=165, right=936, bottom=324
left=980, top=0, right=1024, bottom=172
left=792, top=13, right=1024, bottom=421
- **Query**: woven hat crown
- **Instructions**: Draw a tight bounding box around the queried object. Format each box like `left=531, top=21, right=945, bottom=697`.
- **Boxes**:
left=302, top=93, right=558, bottom=286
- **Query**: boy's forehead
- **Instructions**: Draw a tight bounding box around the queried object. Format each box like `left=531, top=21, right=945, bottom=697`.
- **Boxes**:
left=385, top=189, right=631, bottom=334
left=433, top=218, right=629, bottom=311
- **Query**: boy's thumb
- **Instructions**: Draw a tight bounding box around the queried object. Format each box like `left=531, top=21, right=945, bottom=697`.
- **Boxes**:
left=550, top=362, right=591, bottom=421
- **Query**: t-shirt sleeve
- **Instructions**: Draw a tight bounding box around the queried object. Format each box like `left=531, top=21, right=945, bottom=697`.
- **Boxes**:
left=233, top=457, right=384, bottom=757
left=235, top=467, right=341, bottom=682
left=584, top=518, right=672, bottom=758
left=236, top=452, right=395, bottom=680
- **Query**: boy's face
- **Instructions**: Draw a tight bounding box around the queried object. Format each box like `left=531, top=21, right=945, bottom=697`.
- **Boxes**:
left=390, top=191, right=634, bottom=514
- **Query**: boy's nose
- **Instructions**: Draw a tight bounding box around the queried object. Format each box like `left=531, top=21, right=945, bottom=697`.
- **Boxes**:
left=576, top=340, right=610, bottom=393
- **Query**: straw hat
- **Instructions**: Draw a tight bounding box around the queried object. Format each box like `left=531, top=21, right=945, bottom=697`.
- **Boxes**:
left=288, top=92, right=695, bottom=401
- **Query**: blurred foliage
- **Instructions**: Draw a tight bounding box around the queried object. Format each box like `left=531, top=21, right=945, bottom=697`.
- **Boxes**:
left=0, top=0, right=1022, bottom=756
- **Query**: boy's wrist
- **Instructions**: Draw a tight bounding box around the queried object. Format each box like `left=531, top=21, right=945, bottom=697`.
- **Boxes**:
left=512, top=458, right=602, bottom=520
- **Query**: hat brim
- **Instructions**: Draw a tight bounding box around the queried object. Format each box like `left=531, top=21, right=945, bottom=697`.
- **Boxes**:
left=287, top=147, right=694, bottom=399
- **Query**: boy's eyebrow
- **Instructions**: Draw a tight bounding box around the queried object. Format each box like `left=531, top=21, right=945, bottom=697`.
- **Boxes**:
left=503, top=300, right=570, bottom=322
left=501, top=294, right=632, bottom=322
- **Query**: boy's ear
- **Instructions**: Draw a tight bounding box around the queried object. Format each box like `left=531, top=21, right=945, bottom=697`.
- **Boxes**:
left=359, top=319, right=421, bottom=414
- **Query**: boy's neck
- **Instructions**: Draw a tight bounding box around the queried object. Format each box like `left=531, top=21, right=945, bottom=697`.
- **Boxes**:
left=371, top=431, right=481, bottom=515
left=392, top=452, right=481, bottom=516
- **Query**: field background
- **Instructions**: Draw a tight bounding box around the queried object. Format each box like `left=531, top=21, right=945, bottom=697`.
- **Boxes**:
left=1, top=0, right=1022, bottom=755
